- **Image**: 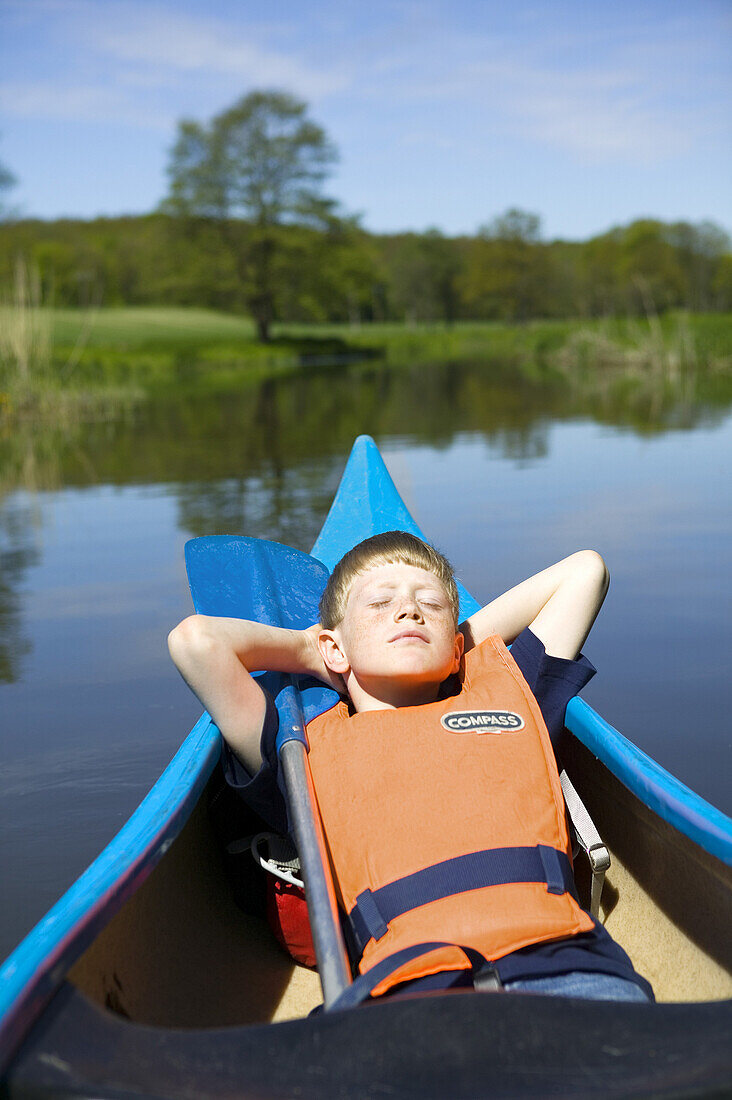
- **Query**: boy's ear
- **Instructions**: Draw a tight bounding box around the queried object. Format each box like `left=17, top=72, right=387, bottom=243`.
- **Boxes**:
left=318, top=629, right=350, bottom=675
left=453, top=630, right=465, bottom=671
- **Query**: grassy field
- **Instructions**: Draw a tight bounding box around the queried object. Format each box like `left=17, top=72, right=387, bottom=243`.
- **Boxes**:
left=1, top=305, right=731, bottom=422
left=50, top=306, right=732, bottom=360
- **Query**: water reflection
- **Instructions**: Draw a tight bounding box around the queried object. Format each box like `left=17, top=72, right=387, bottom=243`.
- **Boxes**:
left=3, top=356, right=729, bottom=493
left=0, top=356, right=730, bottom=685
left=174, top=461, right=343, bottom=550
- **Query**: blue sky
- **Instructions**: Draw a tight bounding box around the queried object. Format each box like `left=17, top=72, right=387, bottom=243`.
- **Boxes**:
left=1, top=0, right=730, bottom=240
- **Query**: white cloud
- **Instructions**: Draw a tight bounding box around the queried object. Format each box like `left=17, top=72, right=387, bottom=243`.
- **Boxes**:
left=342, top=12, right=729, bottom=165
left=2, top=0, right=729, bottom=171
left=1, top=0, right=348, bottom=130
left=508, top=79, right=694, bottom=164
left=88, top=5, right=347, bottom=100
left=0, top=80, right=174, bottom=129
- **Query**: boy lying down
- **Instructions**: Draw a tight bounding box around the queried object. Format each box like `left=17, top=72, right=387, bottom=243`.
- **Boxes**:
left=168, top=532, right=653, bottom=1003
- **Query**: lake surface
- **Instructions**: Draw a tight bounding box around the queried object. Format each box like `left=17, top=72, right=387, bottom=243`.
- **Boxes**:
left=1, top=357, right=731, bottom=962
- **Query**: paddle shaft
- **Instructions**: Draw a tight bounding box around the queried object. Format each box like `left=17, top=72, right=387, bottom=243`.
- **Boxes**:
left=279, top=741, right=352, bottom=1006
left=277, top=685, right=352, bottom=1008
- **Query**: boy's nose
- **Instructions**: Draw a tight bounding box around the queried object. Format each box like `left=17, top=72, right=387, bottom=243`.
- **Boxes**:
left=395, top=600, right=423, bottom=621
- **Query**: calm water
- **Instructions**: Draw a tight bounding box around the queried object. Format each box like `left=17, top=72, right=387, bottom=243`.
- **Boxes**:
left=1, top=359, right=731, bottom=962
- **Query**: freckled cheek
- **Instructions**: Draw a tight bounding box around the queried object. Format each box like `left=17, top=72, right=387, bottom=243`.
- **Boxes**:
left=342, top=624, right=384, bottom=666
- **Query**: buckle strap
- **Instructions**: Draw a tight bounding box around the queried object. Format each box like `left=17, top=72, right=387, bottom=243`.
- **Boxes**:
left=560, top=768, right=610, bottom=919
left=330, top=941, right=500, bottom=1011
left=354, top=887, right=389, bottom=942
left=348, top=845, right=576, bottom=959
left=538, top=844, right=567, bottom=895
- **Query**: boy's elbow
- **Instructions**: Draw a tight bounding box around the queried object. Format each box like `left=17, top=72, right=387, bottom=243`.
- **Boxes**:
left=575, top=549, right=610, bottom=596
left=168, top=614, right=213, bottom=667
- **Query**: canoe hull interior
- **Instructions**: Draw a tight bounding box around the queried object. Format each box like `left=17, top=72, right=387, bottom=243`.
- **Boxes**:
left=561, top=737, right=732, bottom=1003
left=68, top=775, right=321, bottom=1029
left=5, top=735, right=728, bottom=1097
left=61, top=736, right=732, bottom=1033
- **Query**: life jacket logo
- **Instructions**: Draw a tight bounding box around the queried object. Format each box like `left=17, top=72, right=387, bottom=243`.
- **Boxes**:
left=441, top=710, right=525, bottom=734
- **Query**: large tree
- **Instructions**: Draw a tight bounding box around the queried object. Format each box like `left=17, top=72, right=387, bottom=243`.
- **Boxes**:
left=164, top=90, right=338, bottom=341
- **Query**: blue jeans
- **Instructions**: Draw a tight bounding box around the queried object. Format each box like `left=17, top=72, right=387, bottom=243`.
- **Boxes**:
left=503, top=970, right=652, bottom=1002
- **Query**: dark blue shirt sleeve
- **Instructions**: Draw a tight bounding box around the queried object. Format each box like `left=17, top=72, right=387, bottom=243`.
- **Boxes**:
left=509, top=627, right=596, bottom=752
left=219, top=688, right=290, bottom=835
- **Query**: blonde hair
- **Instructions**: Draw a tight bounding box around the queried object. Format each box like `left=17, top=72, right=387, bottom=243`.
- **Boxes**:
left=319, top=531, right=460, bottom=629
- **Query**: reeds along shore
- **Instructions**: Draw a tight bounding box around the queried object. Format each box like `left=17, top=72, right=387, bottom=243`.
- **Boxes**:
left=0, top=259, right=137, bottom=423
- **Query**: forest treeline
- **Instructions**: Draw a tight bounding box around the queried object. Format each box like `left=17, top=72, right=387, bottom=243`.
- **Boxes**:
left=2, top=90, right=731, bottom=333
left=2, top=209, right=730, bottom=328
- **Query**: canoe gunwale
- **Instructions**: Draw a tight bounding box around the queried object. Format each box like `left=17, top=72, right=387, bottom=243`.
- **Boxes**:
left=565, top=697, right=732, bottom=867
left=0, top=713, right=221, bottom=1072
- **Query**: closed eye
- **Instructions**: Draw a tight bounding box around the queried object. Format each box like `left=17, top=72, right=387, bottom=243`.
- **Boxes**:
left=418, top=593, right=447, bottom=609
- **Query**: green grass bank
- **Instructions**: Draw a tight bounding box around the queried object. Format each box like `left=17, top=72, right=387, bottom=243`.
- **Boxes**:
left=1, top=305, right=731, bottom=422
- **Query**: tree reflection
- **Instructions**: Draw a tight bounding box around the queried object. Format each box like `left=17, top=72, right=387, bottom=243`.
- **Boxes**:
left=0, top=496, right=39, bottom=682
left=0, top=353, right=729, bottom=562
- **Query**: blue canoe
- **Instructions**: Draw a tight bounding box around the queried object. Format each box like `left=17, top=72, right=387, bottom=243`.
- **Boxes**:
left=1, top=434, right=730, bottom=1098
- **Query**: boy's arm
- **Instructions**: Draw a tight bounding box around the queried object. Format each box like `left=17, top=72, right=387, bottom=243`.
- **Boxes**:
left=461, top=550, right=609, bottom=661
left=167, top=616, right=333, bottom=775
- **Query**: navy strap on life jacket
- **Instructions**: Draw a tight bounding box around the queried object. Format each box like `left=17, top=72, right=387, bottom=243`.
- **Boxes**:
left=330, top=941, right=500, bottom=1011
left=347, top=844, right=576, bottom=961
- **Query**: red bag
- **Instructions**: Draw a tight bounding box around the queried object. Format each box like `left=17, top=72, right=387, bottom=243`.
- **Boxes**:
left=249, top=831, right=317, bottom=968
left=266, top=876, right=317, bottom=968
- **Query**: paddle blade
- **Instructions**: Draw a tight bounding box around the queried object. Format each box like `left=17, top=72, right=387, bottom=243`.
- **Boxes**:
left=184, top=535, right=340, bottom=735
left=185, top=535, right=328, bottom=628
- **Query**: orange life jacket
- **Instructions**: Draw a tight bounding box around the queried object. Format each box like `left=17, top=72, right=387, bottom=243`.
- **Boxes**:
left=306, top=634, right=594, bottom=996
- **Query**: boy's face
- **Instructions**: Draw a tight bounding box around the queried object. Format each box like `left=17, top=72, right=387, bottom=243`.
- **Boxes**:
left=319, top=562, right=463, bottom=705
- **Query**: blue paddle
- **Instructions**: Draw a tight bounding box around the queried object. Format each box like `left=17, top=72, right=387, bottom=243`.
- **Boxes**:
left=184, top=535, right=352, bottom=1008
